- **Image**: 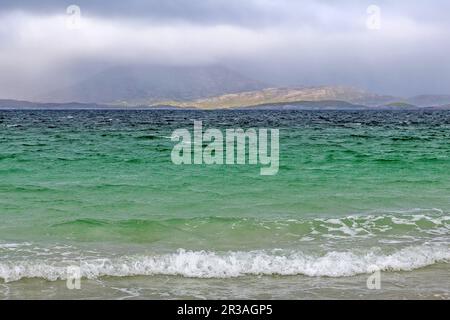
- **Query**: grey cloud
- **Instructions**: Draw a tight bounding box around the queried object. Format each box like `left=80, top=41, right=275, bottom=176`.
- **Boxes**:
left=1, top=0, right=450, bottom=27
left=0, top=0, right=450, bottom=99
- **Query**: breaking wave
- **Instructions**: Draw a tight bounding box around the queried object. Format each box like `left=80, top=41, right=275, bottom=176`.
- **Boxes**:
left=0, top=245, right=448, bottom=282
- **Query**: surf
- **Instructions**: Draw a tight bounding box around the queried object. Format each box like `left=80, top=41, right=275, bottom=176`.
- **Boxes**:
left=0, top=245, right=449, bottom=282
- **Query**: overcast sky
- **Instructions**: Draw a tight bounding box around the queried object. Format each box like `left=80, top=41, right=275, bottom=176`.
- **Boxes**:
left=1, top=0, right=450, bottom=99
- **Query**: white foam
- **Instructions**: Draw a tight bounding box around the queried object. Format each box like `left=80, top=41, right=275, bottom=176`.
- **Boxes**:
left=0, top=245, right=448, bottom=282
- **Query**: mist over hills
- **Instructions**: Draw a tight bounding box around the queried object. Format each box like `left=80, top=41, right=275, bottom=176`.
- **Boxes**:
left=38, top=65, right=268, bottom=104
left=2, top=64, right=450, bottom=110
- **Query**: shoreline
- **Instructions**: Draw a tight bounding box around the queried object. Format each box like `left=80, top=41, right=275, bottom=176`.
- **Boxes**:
left=2, top=263, right=448, bottom=300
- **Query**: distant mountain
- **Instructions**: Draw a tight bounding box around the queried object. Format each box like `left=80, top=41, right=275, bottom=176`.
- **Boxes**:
left=0, top=99, right=184, bottom=109
left=4, top=82, right=450, bottom=110
left=0, top=99, right=36, bottom=109
left=237, top=100, right=369, bottom=110
left=0, top=99, right=110, bottom=109
left=3, top=97, right=450, bottom=110
left=407, top=95, right=450, bottom=107
left=166, top=86, right=398, bottom=109
left=382, top=102, right=418, bottom=109
left=34, top=63, right=450, bottom=109
left=39, top=65, right=268, bottom=104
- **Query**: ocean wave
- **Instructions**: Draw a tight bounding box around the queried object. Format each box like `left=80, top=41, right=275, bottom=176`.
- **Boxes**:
left=47, top=211, right=450, bottom=241
left=0, top=245, right=448, bottom=282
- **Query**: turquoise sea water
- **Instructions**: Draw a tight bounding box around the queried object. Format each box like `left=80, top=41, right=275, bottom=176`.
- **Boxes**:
left=0, top=110, right=449, bottom=299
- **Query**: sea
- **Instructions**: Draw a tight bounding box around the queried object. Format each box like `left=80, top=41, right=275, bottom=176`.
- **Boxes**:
left=0, top=109, right=449, bottom=299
